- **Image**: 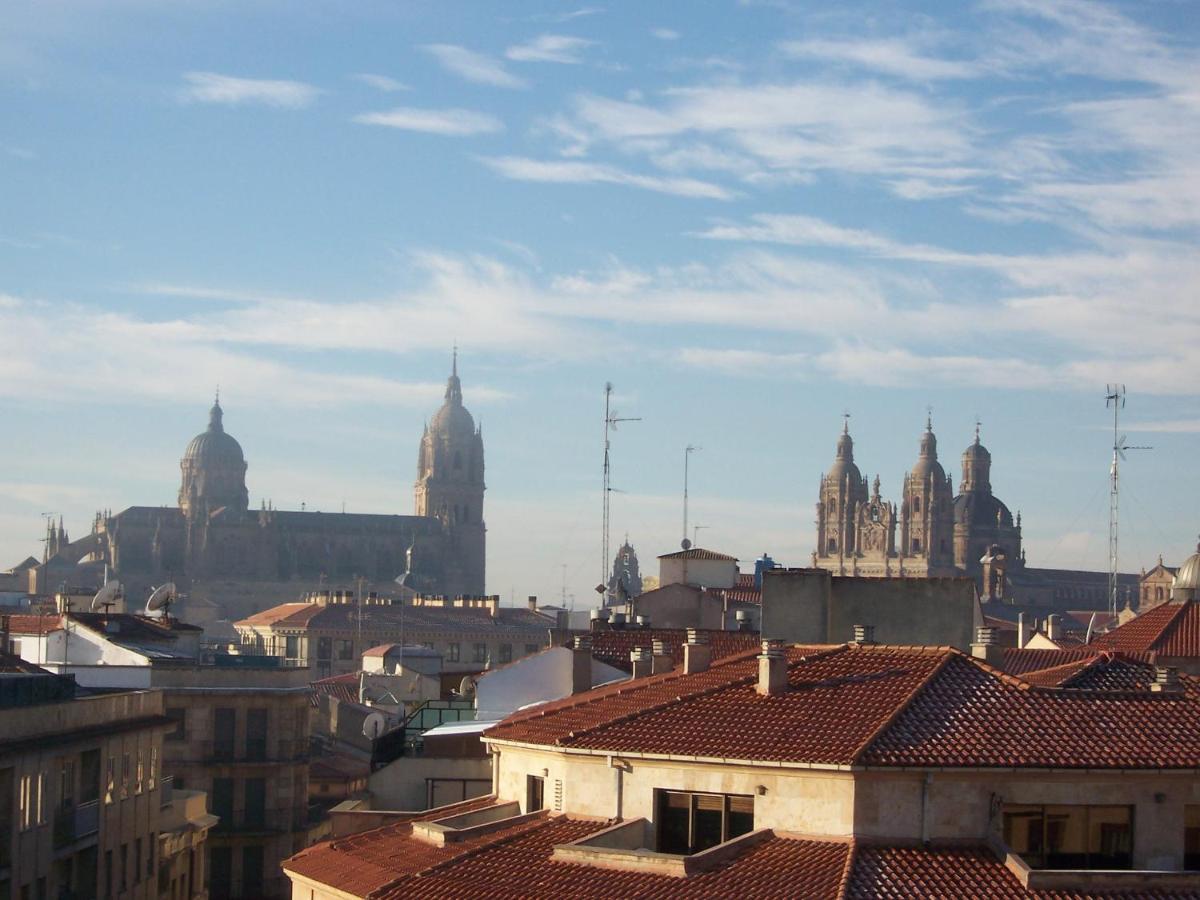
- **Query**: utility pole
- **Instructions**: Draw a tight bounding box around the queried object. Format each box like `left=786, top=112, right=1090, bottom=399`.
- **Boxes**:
left=1105, top=385, right=1151, bottom=615
left=600, top=383, right=640, bottom=600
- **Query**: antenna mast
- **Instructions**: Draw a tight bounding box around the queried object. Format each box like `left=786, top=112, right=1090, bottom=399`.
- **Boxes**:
left=601, top=383, right=640, bottom=600
left=682, top=445, right=702, bottom=549
left=1105, top=384, right=1151, bottom=615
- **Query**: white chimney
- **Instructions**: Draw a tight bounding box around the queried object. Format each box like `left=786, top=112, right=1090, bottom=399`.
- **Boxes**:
left=1151, top=666, right=1181, bottom=693
left=971, top=626, right=1003, bottom=666
left=756, top=639, right=787, bottom=696
left=651, top=639, right=672, bottom=674
left=1046, top=614, right=1062, bottom=642
left=683, top=628, right=710, bottom=675
left=1017, top=612, right=1031, bottom=649
left=630, top=647, right=653, bottom=680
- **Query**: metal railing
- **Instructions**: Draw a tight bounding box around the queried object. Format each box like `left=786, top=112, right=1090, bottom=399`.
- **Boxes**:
left=160, top=775, right=174, bottom=808
left=52, top=800, right=99, bottom=848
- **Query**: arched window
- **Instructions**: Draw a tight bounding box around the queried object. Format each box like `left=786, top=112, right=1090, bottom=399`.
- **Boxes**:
left=912, top=538, right=922, bottom=553
left=912, top=496, right=921, bottom=514
left=827, top=498, right=836, bottom=513
left=827, top=538, right=837, bottom=553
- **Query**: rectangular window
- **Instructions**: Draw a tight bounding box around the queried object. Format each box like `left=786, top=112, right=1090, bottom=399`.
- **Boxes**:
left=104, top=757, right=114, bottom=805
left=103, top=850, right=112, bottom=900
left=242, top=845, right=264, bottom=896
left=1003, top=804, right=1133, bottom=870
left=447, top=643, right=460, bottom=662
left=148, top=745, right=157, bottom=790
left=18, top=775, right=32, bottom=831
left=120, top=753, right=130, bottom=800
left=525, top=643, right=540, bottom=656
left=80, top=749, right=100, bottom=804
left=165, top=707, right=186, bottom=741
left=148, top=830, right=156, bottom=878
left=135, top=750, right=144, bottom=795
left=316, top=637, right=333, bottom=661
left=336, top=639, right=354, bottom=660
left=211, top=778, right=234, bottom=831
left=244, top=778, right=266, bottom=830
left=284, top=635, right=299, bottom=659
left=473, top=643, right=488, bottom=664
left=57, top=759, right=74, bottom=811
left=246, top=708, right=268, bottom=762
left=499, top=644, right=512, bottom=664
left=653, top=790, right=755, bottom=856
left=1187, top=806, right=1200, bottom=870
left=213, top=708, right=236, bottom=759
left=526, top=775, right=544, bottom=813
left=209, top=846, right=231, bottom=896
left=119, top=843, right=127, bottom=891
left=134, top=838, right=142, bottom=884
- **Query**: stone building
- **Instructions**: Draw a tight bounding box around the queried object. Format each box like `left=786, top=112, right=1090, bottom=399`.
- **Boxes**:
left=18, top=358, right=487, bottom=622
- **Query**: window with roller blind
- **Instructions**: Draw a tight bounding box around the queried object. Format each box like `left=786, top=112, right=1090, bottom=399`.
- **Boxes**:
left=654, top=790, right=754, bottom=855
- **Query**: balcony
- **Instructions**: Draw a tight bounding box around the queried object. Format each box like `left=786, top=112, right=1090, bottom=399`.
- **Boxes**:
left=52, top=800, right=99, bottom=849
left=160, top=775, right=175, bottom=808
left=198, top=740, right=306, bottom=765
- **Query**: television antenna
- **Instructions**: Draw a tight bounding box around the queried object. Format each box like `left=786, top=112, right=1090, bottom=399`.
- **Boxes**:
left=1105, top=385, right=1151, bottom=615
left=682, top=445, right=702, bottom=550
left=692, top=524, right=709, bottom=547
left=601, top=383, right=640, bottom=594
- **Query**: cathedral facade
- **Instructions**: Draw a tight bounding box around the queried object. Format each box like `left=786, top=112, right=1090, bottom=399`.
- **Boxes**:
left=813, top=417, right=1022, bottom=583
left=45, top=359, right=486, bottom=609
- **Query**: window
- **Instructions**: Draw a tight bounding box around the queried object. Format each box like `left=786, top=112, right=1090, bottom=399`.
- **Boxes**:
left=148, top=831, right=156, bottom=878
left=18, top=775, right=33, bottom=830
left=135, top=750, right=144, bottom=795
left=242, top=845, right=264, bottom=896
left=134, top=838, right=142, bottom=884
left=103, top=850, right=112, bottom=900
left=213, top=708, right=236, bottom=759
left=284, top=635, right=300, bottom=659
left=526, top=775, right=544, bottom=812
left=244, top=778, right=266, bottom=830
left=336, top=639, right=354, bottom=660
left=316, top=637, right=333, bottom=661
left=1186, top=806, right=1200, bottom=870
left=119, top=843, right=127, bottom=891
left=499, top=644, right=512, bottom=664
left=246, top=708, right=268, bottom=762
left=165, top=707, right=186, bottom=741
left=120, top=753, right=130, bottom=800
left=104, top=758, right=114, bottom=805
left=57, top=759, right=74, bottom=811
left=80, top=750, right=99, bottom=804
left=211, top=778, right=234, bottom=831
left=148, top=746, right=157, bottom=790
left=912, top=496, right=921, bottom=513
left=1003, top=804, right=1133, bottom=870
left=208, top=846, right=231, bottom=897
left=473, top=643, right=488, bottom=664
left=447, top=643, right=460, bottom=662
left=911, top=538, right=922, bottom=553
left=525, top=644, right=540, bottom=656
left=827, top=538, right=837, bottom=553
left=654, top=791, right=754, bottom=856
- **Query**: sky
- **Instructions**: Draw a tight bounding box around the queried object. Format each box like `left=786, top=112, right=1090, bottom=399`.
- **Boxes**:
left=2, top=0, right=1198, bottom=609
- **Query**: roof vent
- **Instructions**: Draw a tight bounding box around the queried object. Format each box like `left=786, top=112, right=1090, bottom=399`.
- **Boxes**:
left=974, top=626, right=997, bottom=646
left=683, top=629, right=710, bottom=675
left=756, top=639, right=787, bottom=696
left=852, top=624, right=875, bottom=645
left=1151, top=666, right=1182, bottom=693
left=629, top=647, right=652, bottom=680
left=651, top=640, right=672, bottom=674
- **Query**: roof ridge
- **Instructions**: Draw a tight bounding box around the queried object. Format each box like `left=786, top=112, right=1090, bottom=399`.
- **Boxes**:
left=850, top=649, right=955, bottom=765
left=1150, top=599, right=1194, bottom=651
left=835, top=837, right=858, bottom=900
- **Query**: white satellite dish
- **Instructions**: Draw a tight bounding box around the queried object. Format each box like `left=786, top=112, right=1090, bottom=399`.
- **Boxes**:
left=145, top=583, right=176, bottom=617
left=362, top=712, right=386, bottom=741
left=90, top=581, right=123, bottom=613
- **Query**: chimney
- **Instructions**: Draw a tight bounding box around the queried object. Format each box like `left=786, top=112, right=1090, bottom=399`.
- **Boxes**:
left=590, top=608, right=610, bottom=631
left=611, top=611, right=626, bottom=630
left=735, top=609, right=752, bottom=632
left=635, top=615, right=650, bottom=629
left=1151, top=666, right=1181, bottom=693
left=971, top=626, right=1003, bottom=667
left=1046, top=614, right=1062, bottom=642
left=756, top=639, right=787, bottom=696
left=651, top=639, right=672, bottom=674
left=630, top=647, right=653, bottom=679
left=571, top=636, right=592, bottom=694
left=683, top=628, right=710, bottom=675
left=489, top=595, right=501, bottom=618
left=527, top=595, right=538, bottom=612
left=851, top=624, right=875, bottom=645
left=1017, top=612, right=1031, bottom=649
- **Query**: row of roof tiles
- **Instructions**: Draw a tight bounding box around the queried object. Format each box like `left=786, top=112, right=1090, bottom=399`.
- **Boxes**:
left=285, top=805, right=1199, bottom=899
left=235, top=600, right=552, bottom=633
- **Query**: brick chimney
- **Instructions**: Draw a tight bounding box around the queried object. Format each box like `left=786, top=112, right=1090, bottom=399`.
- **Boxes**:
left=651, top=639, right=672, bottom=674
left=756, top=639, right=787, bottom=696
left=683, top=628, right=710, bottom=675
left=572, top=636, right=592, bottom=694
left=970, top=626, right=1003, bottom=667
left=630, top=647, right=653, bottom=679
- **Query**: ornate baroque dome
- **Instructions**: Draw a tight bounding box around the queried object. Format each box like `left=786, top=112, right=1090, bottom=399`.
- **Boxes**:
left=1174, top=543, right=1200, bottom=593
left=428, top=357, right=477, bottom=441
left=183, top=397, right=246, bottom=466
left=910, top=415, right=947, bottom=482
left=825, top=421, right=862, bottom=486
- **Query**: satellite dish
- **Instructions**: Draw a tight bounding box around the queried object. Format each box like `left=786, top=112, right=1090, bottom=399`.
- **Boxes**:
left=145, top=583, right=176, bottom=616
left=681, top=538, right=692, bottom=550
left=458, top=675, right=476, bottom=699
left=362, top=712, right=386, bottom=740
left=90, top=581, right=122, bottom=613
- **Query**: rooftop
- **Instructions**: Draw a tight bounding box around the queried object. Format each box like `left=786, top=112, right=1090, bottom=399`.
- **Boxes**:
left=237, top=600, right=551, bottom=634
left=657, top=547, right=739, bottom=562
left=587, top=628, right=760, bottom=673
left=286, top=804, right=1199, bottom=899
left=1091, top=599, right=1200, bottom=657
left=486, top=643, right=1200, bottom=770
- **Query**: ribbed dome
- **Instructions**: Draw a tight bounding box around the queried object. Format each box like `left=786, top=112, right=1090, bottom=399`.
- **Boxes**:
left=953, top=492, right=1014, bottom=527
left=825, top=425, right=862, bottom=486
left=963, top=438, right=991, bottom=462
left=429, top=367, right=477, bottom=440
left=1174, top=545, right=1200, bottom=592
left=183, top=400, right=246, bottom=466
left=910, top=419, right=946, bottom=482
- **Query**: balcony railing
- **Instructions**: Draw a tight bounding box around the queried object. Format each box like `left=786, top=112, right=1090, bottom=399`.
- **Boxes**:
left=160, top=775, right=174, bottom=809
left=52, top=800, right=99, bottom=849
left=198, top=740, right=306, bottom=764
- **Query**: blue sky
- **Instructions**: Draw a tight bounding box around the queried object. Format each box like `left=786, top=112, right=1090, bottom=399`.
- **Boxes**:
left=2, top=0, right=1198, bottom=607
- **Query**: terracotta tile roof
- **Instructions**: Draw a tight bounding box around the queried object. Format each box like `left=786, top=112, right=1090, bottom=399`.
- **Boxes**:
left=845, top=844, right=1196, bottom=899
left=1091, top=600, right=1200, bottom=657
left=998, top=647, right=1106, bottom=675
left=284, top=794, right=499, bottom=895
left=587, top=629, right=760, bottom=673
left=5, top=614, right=64, bottom=635
left=310, top=672, right=359, bottom=707
left=237, top=600, right=551, bottom=634
left=488, top=642, right=1200, bottom=770
left=1019, top=652, right=1157, bottom=690
left=487, top=644, right=947, bottom=765
left=657, top=547, right=738, bottom=561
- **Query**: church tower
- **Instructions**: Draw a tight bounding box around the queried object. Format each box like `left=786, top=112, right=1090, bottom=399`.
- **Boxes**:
left=415, top=353, right=486, bottom=595
left=952, top=424, right=1022, bottom=577
left=179, top=393, right=249, bottom=520
left=814, top=420, right=869, bottom=571
left=899, top=414, right=955, bottom=573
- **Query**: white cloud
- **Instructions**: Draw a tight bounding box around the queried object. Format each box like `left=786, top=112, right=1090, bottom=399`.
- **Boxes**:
left=781, top=38, right=980, bottom=81
left=354, top=107, right=503, bottom=136
left=423, top=44, right=527, bottom=89
left=178, top=72, right=321, bottom=108
left=506, top=34, right=594, bottom=64
left=651, top=28, right=680, bottom=41
left=480, top=156, right=734, bottom=199
left=352, top=73, right=409, bottom=92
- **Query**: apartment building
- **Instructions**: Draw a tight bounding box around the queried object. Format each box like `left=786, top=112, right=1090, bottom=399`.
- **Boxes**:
left=285, top=632, right=1200, bottom=898
left=0, top=660, right=212, bottom=900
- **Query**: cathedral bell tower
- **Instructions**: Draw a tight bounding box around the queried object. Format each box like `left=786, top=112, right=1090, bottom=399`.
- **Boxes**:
left=414, top=352, right=486, bottom=595
left=899, top=414, right=955, bottom=572
left=814, top=420, right=868, bottom=571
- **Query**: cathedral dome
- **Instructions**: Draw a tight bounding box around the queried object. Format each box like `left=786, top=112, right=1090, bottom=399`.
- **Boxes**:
left=824, top=423, right=862, bottom=486
left=183, top=398, right=246, bottom=467
left=953, top=492, right=1014, bottom=528
left=909, top=418, right=946, bottom=483
left=428, top=359, right=477, bottom=441
left=1174, top=544, right=1200, bottom=593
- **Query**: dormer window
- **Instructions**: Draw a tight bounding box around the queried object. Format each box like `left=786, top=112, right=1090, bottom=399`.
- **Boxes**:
left=656, top=790, right=754, bottom=856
